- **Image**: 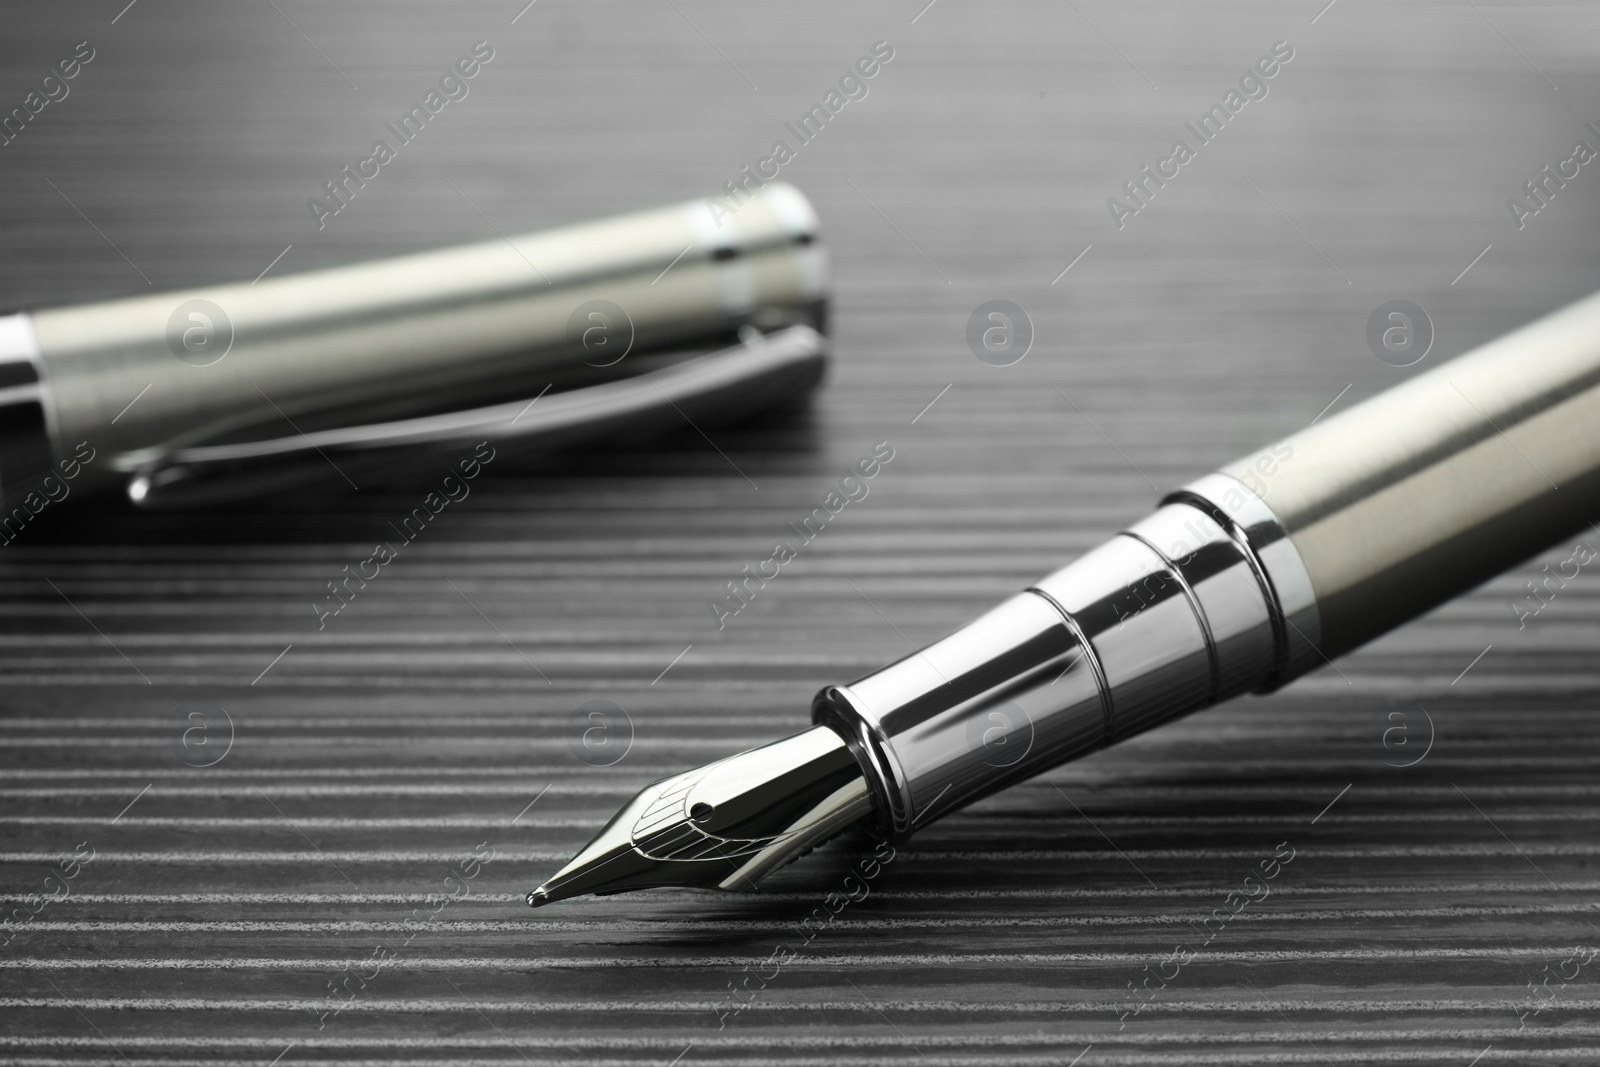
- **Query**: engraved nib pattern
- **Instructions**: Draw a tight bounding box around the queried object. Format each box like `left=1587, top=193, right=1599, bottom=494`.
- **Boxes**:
left=527, top=725, right=874, bottom=906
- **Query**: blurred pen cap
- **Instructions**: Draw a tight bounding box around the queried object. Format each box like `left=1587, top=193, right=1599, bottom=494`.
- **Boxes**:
left=0, top=183, right=829, bottom=508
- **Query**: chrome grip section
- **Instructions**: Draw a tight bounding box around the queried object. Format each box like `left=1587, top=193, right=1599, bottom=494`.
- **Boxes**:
left=813, top=485, right=1319, bottom=841
left=813, top=593, right=1098, bottom=840
left=1030, top=535, right=1212, bottom=741
left=1163, top=472, right=1323, bottom=689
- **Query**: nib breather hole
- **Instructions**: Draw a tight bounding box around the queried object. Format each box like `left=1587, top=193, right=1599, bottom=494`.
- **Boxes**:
left=690, top=802, right=715, bottom=824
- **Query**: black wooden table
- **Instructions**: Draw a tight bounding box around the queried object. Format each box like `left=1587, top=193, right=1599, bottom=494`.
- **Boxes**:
left=2, top=1, right=1599, bottom=1063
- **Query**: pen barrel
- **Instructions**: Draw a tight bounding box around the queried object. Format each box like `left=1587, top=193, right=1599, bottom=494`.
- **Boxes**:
left=9, top=182, right=825, bottom=494
left=1225, top=290, right=1600, bottom=657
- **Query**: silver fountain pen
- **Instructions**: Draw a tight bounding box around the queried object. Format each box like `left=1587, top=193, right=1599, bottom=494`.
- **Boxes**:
left=528, top=288, right=1600, bottom=907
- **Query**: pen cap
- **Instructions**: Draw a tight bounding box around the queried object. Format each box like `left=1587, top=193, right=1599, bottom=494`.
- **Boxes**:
left=8, top=182, right=826, bottom=496
left=0, top=316, right=56, bottom=505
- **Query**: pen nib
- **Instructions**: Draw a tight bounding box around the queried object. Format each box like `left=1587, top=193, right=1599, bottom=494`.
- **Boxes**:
left=528, top=725, right=873, bottom=906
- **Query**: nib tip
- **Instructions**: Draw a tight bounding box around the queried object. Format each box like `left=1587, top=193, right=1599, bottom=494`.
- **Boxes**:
left=526, top=889, right=549, bottom=908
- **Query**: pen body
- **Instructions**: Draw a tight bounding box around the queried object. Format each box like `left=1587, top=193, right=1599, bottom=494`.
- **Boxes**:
left=1224, top=290, right=1600, bottom=657
left=817, top=290, right=1600, bottom=840
left=1, top=183, right=824, bottom=495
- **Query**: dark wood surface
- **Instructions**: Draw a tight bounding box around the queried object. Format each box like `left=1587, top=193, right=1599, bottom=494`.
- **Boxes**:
left=3, top=1, right=1600, bottom=1063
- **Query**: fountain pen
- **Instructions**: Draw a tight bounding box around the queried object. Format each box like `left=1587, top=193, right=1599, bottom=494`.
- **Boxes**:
left=528, top=286, right=1600, bottom=907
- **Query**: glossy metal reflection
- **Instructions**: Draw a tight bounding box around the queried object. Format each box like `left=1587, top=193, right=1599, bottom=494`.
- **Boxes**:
left=535, top=285, right=1600, bottom=906
left=528, top=726, right=870, bottom=906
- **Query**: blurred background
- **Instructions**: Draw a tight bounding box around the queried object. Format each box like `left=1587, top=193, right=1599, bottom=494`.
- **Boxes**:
left=2, top=0, right=1599, bottom=1063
